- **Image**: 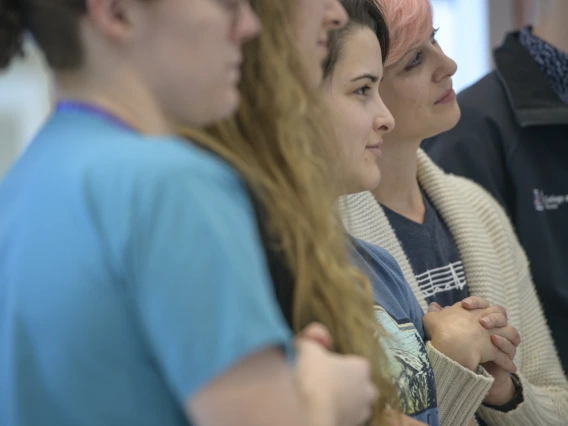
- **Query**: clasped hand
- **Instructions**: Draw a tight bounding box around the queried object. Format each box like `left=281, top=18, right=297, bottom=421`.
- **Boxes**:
left=423, top=296, right=520, bottom=373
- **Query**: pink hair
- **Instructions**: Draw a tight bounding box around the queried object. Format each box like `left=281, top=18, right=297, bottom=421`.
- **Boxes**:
left=373, top=0, right=433, bottom=67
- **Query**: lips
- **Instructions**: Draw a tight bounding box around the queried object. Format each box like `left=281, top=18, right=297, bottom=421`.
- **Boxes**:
left=366, top=143, right=382, bottom=149
left=365, top=140, right=384, bottom=158
left=435, top=88, right=455, bottom=104
left=366, top=139, right=383, bottom=149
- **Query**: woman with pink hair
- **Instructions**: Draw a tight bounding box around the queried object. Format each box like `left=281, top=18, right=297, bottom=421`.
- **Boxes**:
left=340, top=0, right=568, bottom=425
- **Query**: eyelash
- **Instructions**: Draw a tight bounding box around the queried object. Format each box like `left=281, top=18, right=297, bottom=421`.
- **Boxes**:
left=405, top=51, right=423, bottom=71
left=355, top=85, right=372, bottom=96
left=404, top=28, right=440, bottom=72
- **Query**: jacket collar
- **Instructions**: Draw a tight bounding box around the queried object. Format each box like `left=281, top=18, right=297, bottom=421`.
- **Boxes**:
left=494, top=31, right=568, bottom=127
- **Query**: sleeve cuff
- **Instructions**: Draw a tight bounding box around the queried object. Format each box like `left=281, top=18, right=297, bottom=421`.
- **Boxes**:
left=426, top=342, right=494, bottom=426
left=477, top=373, right=565, bottom=426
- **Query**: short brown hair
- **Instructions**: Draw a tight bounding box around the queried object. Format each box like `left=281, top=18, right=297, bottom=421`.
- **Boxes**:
left=1, top=0, right=90, bottom=70
left=322, top=0, right=390, bottom=79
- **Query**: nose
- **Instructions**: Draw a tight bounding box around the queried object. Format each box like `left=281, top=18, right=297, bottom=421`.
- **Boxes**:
left=232, top=1, right=261, bottom=43
left=324, top=0, right=348, bottom=31
left=373, top=96, right=395, bottom=135
left=432, top=47, right=457, bottom=83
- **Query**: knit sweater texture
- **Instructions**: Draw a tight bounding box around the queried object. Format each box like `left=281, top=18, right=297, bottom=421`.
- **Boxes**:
left=339, top=149, right=568, bottom=426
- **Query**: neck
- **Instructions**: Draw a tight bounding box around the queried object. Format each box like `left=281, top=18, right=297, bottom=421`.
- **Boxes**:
left=372, top=138, right=425, bottom=223
left=533, top=7, right=568, bottom=55
left=54, top=67, right=173, bottom=135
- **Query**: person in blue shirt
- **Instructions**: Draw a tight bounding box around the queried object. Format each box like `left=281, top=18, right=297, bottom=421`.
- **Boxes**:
left=0, top=1, right=380, bottom=426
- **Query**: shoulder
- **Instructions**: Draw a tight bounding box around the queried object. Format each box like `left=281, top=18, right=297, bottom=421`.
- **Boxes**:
left=352, top=239, right=427, bottom=332
left=34, top=113, right=255, bottom=242
left=444, top=172, right=507, bottom=217
left=93, top=135, right=250, bottom=218
left=351, top=238, right=402, bottom=276
left=446, top=174, right=529, bottom=268
left=455, top=72, right=519, bottom=141
left=40, top=110, right=244, bottom=193
left=447, top=173, right=504, bottom=211
left=94, top=134, right=242, bottom=191
left=457, top=71, right=507, bottom=114
left=458, top=72, right=502, bottom=101
left=350, top=238, right=413, bottom=299
left=421, top=155, right=511, bottom=235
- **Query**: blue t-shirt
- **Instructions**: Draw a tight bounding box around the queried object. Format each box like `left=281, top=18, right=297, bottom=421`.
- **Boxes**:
left=382, top=193, right=469, bottom=307
left=0, top=109, right=293, bottom=426
left=351, top=238, right=439, bottom=426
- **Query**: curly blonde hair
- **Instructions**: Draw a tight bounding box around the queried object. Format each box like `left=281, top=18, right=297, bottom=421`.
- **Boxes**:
left=181, top=0, right=398, bottom=422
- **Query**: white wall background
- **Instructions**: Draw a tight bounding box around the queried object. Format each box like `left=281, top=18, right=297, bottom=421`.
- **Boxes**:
left=431, top=0, right=491, bottom=93
left=0, top=40, right=51, bottom=177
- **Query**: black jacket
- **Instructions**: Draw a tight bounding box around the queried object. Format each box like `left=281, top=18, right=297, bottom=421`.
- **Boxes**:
left=423, top=31, right=568, bottom=373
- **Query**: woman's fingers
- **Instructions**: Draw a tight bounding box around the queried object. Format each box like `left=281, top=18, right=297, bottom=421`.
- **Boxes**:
left=427, top=302, right=443, bottom=313
left=480, top=313, right=508, bottom=329
left=462, top=298, right=509, bottom=324
left=480, top=304, right=507, bottom=318
left=491, top=347, right=518, bottom=374
left=491, top=325, right=521, bottom=347
left=491, top=334, right=517, bottom=360
left=461, top=296, right=490, bottom=310
left=297, top=322, right=333, bottom=350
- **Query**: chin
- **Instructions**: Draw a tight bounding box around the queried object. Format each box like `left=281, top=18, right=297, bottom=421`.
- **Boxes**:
left=225, top=87, right=241, bottom=114
left=183, top=90, right=240, bottom=128
left=348, top=172, right=381, bottom=194
left=306, top=66, right=324, bottom=90
left=443, top=102, right=462, bottom=131
left=211, top=90, right=241, bottom=124
left=426, top=106, right=462, bottom=139
left=366, top=175, right=382, bottom=192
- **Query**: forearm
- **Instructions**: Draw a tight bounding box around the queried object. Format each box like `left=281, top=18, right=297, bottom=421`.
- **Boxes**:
left=187, top=349, right=310, bottom=426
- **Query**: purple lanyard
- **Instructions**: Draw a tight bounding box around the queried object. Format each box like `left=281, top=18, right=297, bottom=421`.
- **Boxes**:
left=56, top=100, right=137, bottom=133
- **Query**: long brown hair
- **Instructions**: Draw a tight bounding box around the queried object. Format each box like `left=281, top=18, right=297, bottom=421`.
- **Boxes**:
left=181, top=0, right=398, bottom=422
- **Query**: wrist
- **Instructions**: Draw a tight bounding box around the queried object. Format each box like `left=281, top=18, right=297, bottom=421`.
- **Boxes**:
left=295, top=369, right=335, bottom=426
left=304, top=392, right=336, bottom=426
left=483, top=374, right=520, bottom=409
left=428, top=337, right=478, bottom=371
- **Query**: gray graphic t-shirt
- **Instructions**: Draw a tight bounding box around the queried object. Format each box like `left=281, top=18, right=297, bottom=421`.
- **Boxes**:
left=351, top=238, right=439, bottom=425
left=382, top=192, right=469, bottom=307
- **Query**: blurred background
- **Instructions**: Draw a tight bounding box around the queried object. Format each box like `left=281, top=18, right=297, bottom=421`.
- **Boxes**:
left=0, top=0, right=538, bottom=177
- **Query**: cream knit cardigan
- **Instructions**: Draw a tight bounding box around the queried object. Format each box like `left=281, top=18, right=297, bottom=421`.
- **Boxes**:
left=339, top=150, right=568, bottom=426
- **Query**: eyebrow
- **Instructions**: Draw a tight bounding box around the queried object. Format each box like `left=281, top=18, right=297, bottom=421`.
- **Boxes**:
left=350, top=73, right=379, bottom=83
left=401, top=28, right=438, bottom=59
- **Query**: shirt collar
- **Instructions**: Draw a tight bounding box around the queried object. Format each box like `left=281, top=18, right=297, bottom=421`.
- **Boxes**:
left=519, top=27, right=568, bottom=105
left=493, top=31, right=568, bottom=127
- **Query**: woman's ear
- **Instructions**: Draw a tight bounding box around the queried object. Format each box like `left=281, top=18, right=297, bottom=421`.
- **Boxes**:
left=85, top=0, right=137, bottom=43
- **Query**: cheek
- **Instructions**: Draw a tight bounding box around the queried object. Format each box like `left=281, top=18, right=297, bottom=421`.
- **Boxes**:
left=335, top=110, right=367, bottom=153
left=387, top=95, right=425, bottom=133
left=383, top=82, right=427, bottom=117
left=291, top=6, right=320, bottom=46
left=151, top=16, right=212, bottom=66
left=354, top=115, right=373, bottom=146
left=413, top=89, right=430, bottom=112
